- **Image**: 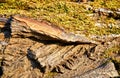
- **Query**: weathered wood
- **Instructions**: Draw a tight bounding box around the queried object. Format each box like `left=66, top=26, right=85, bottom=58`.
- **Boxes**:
left=0, top=17, right=119, bottom=78
left=28, top=43, right=90, bottom=72
left=0, top=17, right=7, bottom=28
left=13, top=15, right=99, bottom=44
left=27, top=36, right=120, bottom=74
left=73, top=62, right=119, bottom=78
left=11, top=19, right=58, bottom=41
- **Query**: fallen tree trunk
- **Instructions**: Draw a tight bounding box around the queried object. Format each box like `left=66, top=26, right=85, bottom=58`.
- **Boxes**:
left=13, top=15, right=99, bottom=44
left=0, top=16, right=119, bottom=78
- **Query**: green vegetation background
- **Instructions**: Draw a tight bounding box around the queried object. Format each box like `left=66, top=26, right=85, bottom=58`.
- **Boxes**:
left=0, top=0, right=120, bottom=36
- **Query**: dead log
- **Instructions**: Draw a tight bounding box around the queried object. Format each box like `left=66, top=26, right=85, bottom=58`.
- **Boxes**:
left=0, top=16, right=119, bottom=78
left=27, top=36, right=120, bottom=73
left=13, top=15, right=99, bottom=44
left=10, top=16, right=119, bottom=74
left=11, top=18, right=58, bottom=41
left=27, top=42, right=93, bottom=73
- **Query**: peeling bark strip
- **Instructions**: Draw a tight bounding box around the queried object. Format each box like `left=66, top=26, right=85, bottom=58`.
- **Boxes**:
left=13, top=15, right=99, bottom=44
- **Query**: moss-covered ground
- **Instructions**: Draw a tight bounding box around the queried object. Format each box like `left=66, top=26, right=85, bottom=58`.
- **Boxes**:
left=0, top=0, right=120, bottom=35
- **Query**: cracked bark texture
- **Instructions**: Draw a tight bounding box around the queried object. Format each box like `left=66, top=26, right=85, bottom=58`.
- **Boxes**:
left=0, top=16, right=119, bottom=78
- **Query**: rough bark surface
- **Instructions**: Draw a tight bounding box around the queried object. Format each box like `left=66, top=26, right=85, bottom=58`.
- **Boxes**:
left=0, top=16, right=120, bottom=78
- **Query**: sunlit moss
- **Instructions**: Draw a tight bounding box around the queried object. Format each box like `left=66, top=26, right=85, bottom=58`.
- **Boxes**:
left=44, top=72, right=58, bottom=78
left=0, top=0, right=120, bottom=36
left=91, top=0, right=120, bottom=10
left=104, top=45, right=120, bottom=74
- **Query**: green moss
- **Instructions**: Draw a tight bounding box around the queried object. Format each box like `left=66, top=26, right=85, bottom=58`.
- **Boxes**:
left=44, top=72, right=58, bottom=78
left=90, top=0, right=120, bottom=10
left=104, top=45, right=120, bottom=57
left=0, top=0, right=120, bottom=36
left=104, top=45, right=120, bottom=74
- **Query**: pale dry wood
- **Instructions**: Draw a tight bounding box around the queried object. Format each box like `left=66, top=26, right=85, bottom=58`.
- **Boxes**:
left=13, top=15, right=99, bottom=44
left=73, top=62, right=119, bottom=78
